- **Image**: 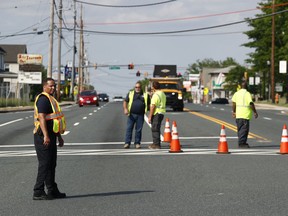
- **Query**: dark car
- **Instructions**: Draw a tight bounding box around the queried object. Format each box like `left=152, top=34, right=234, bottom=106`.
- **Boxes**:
left=98, top=93, right=109, bottom=102
left=210, top=98, right=229, bottom=104
left=78, top=90, right=99, bottom=107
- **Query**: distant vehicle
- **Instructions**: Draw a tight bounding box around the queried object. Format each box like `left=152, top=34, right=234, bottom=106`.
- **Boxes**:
left=209, top=98, right=229, bottom=104
left=98, top=93, right=109, bottom=102
left=149, top=65, right=186, bottom=111
left=78, top=90, right=99, bottom=107
left=113, top=96, right=124, bottom=102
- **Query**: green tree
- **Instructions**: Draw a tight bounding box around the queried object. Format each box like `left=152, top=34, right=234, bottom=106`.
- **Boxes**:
left=224, top=65, right=247, bottom=93
left=243, top=0, right=288, bottom=100
left=187, top=57, right=238, bottom=74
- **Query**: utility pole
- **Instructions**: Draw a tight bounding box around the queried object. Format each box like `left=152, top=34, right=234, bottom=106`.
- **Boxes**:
left=78, top=4, right=84, bottom=92
left=47, top=0, right=55, bottom=78
left=57, top=0, right=63, bottom=101
left=271, top=0, right=275, bottom=103
left=70, top=0, right=77, bottom=100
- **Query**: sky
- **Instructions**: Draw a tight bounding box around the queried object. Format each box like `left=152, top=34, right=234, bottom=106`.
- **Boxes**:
left=0, top=0, right=263, bottom=97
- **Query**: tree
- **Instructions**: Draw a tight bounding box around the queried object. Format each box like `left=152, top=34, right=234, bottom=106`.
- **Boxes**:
left=224, top=65, right=247, bottom=94
left=186, top=57, right=238, bottom=74
left=243, top=0, right=288, bottom=100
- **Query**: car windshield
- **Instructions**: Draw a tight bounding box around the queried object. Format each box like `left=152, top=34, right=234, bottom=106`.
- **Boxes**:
left=80, top=91, right=96, bottom=96
left=159, top=83, right=178, bottom=89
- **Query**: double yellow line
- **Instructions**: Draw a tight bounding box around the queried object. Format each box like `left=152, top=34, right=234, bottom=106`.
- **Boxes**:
left=184, top=108, right=268, bottom=141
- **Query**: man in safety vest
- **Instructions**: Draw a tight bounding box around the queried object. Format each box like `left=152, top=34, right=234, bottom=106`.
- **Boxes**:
left=232, top=81, right=258, bottom=148
left=33, top=78, right=66, bottom=200
left=148, top=81, right=166, bottom=149
left=123, top=81, right=149, bottom=149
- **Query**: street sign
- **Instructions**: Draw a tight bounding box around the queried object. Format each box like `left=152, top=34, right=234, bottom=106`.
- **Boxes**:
left=109, top=66, right=120, bottom=70
left=18, top=72, right=42, bottom=84
left=280, top=60, right=287, bottom=73
left=17, top=54, right=43, bottom=65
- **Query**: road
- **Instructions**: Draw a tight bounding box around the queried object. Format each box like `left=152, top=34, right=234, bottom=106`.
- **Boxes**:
left=1, top=102, right=288, bottom=216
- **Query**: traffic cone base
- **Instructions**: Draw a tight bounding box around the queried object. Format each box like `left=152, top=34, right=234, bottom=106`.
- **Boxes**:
left=169, top=121, right=183, bottom=153
left=217, top=125, right=230, bottom=154
left=279, top=124, right=288, bottom=154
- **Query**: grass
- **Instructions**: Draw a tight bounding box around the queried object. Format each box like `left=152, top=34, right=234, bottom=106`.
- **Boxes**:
left=256, top=96, right=288, bottom=107
left=0, top=98, right=33, bottom=107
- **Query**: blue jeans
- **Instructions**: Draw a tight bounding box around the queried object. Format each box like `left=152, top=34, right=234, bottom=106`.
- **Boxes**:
left=125, top=113, right=144, bottom=145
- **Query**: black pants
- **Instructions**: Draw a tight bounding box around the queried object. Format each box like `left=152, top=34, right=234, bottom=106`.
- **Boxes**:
left=236, top=118, right=250, bottom=145
left=33, top=133, right=58, bottom=195
left=151, top=114, right=164, bottom=145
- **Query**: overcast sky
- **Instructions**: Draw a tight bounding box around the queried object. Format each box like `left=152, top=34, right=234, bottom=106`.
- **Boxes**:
left=0, top=0, right=262, bottom=96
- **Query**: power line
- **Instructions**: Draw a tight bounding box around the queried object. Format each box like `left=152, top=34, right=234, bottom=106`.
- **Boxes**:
left=75, top=0, right=176, bottom=8
left=2, top=8, right=288, bottom=38
left=63, top=9, right=288, bottom=36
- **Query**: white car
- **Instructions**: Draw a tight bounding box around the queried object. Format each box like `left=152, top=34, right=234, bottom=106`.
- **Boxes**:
left=113, top=96, right=124, bottom=102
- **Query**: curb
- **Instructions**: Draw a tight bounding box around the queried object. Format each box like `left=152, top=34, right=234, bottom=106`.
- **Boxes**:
left=0, top=102, right=75, bottom=113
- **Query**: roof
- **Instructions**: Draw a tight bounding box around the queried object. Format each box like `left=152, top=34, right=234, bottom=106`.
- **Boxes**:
left=0, top=47, right=6, bottom=54
left=0, top=71, right=18, bottom=78
left=208, top=66, right=236, bottom=74
left=0, top=44, right=27, bottom=63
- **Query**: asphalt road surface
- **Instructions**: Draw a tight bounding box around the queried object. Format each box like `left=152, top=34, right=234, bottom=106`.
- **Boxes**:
left=1, top=102, right=288, bottom=216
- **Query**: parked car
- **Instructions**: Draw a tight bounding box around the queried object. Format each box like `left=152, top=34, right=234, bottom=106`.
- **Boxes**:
left=98, top=93, right=109, bottom=102
left=113, top=96, right=124, bottom=102
left=78, top=90, right=99, bottom=107
left=209, top=98, right=229, bottom=104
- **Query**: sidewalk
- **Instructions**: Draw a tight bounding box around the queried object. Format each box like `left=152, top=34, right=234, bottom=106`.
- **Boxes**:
left=0, top=101, right=75, bottom=113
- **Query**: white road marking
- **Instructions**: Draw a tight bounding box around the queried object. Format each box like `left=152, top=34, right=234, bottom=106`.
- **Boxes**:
left=0, top=118, right=23, bottom=127
left=89, top=113, right=93, bottom=115
left=263, top=117, right=272, bottom=120
left=83, top=117, right=87, bottom=119
left=0, top=148, right=282, bottom=158
left=74, top=122, right=80, bottom=126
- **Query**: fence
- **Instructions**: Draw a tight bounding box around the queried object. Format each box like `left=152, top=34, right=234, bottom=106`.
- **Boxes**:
left=0, top=82, right=31, bottom=107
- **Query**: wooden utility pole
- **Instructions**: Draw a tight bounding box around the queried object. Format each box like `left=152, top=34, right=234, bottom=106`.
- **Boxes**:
left=47, top=0, right=55, bottom=78
left=78, top=5, right=84, bottom=92
left=70, top=0, right=76, bottom=100
left=57, top=0, right=63, bottom=101
left=271, top=0, right=275, bottom=103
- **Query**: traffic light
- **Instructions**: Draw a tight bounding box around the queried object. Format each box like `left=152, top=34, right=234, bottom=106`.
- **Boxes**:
left=128, top=63, right=134, bottom=70
left=136, top=71, right=141, bottom=77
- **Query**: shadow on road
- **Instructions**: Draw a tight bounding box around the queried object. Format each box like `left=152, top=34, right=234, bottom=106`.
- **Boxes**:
left=66, top=190, right=155, bottom=199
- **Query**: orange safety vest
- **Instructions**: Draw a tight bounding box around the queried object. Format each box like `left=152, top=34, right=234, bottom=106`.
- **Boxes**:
left=33, top=92, right=66, bottom=134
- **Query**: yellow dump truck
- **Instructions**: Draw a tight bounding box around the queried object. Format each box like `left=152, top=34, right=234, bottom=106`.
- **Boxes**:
left=149, top=65, right=186, bottom=111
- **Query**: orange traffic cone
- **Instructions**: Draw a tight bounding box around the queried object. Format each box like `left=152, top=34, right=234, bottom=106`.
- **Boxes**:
left=279, top=124, right=288, bottom=154
left=217, top=125, right=230, bottom=154
left=163, top=118, right=172, bottom=142
left=169, top=121, right=183, bottom=153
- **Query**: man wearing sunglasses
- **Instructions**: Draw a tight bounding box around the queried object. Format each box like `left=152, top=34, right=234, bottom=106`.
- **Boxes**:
left=123, top=81, right=149, bottom=149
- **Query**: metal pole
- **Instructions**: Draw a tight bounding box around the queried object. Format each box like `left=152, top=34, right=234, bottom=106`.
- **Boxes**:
left=70, top=0, right=76, bottom=100
left=47, top=0, right=54, bottom=78
left=57, top=0, right=63, bottom=101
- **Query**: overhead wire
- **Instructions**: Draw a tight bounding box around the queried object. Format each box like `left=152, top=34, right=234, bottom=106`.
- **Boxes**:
left=75, top=0, right=177, bottom=8
left=62, top=9, right=288, bottom=36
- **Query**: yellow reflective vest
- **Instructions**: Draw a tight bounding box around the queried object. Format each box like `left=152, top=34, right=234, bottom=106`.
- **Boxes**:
left=33, top=92, right=66, bottom=134
left=151, top=90, right=166, bottom=115
left=127, top=90, right=149, bottom=114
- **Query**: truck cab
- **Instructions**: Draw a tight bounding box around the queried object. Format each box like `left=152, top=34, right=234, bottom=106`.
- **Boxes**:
left=149, top=65, right=186, bottom=111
